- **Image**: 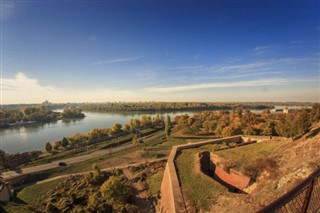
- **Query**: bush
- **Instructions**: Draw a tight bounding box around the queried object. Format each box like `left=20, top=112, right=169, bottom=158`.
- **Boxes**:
left=100, top=176, right=131, bottom=208
left=243, top=157, right=278, bottom=182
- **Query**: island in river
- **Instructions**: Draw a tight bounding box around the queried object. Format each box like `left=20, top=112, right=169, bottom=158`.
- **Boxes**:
left=0, top=106, right=85, bottom=128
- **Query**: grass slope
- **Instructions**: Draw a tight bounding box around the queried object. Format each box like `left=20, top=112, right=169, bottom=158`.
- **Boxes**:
left=175, top=149, right=226, bottom=211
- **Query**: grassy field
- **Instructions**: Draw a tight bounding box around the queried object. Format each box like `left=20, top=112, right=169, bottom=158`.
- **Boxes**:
left=24, top=128, right=161, bottom=167
left=16, top=178, right=67, bottom=205
left=146, top=171, right=164, bottom=197
left=215, top=139, right=288, bottom=172
left=30, top=146, right=143, bottom=180
left=0, top=202, right=36, bottom=213
left=175, top=148, right=226, bottom=211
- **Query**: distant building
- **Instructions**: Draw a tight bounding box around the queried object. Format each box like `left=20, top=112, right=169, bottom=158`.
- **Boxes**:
left=0, top=182, right=12, bottom=201
left=271, top=108, right=289, bottom=114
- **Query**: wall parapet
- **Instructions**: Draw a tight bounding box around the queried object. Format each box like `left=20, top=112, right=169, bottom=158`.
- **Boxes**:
left=160, top=135, right=243, bottom=213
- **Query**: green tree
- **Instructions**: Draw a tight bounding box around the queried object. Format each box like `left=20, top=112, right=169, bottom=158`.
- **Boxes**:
left=100, top=176, right=131, bottom=207
left=45, top=142, right=53, bottom=153
left=165, top=115, right=172, bottom=140
left=61, top=137, right=69, bottom=148
left=0, top=150, right=6, bottom=168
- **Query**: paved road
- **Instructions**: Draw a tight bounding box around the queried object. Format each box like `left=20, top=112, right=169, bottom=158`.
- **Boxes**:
left=1, top=142, right=140, bottom=180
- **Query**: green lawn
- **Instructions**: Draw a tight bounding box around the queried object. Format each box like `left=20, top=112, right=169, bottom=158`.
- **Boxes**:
left=175, top=149, right=226, bottom=211
left=17, top=178, right=67, bottom=205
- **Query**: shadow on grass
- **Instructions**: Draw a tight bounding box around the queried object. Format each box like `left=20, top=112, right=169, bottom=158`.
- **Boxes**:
left=11, top=197, right=27, bottom=205
left=0, top=205, right=8, bottom=213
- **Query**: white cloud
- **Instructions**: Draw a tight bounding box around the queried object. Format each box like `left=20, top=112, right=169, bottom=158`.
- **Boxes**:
left=92, top=56, right=143, bottom=65
left=253, top=46, right=270, bottom=55
left=1, top=72, right=144, bottom=104
left=146, top=78, right=317, bottom=93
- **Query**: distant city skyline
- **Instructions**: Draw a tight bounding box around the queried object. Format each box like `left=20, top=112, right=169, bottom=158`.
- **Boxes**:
left=1, top=1, right=319, bottom=104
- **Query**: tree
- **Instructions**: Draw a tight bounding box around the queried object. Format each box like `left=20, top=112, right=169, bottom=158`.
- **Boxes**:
left=0, top=150, right=6, bottom=168
left=45, top=142, right=52, bottom=153
left=111, top=123, right=122, bottom=135
left=53, top=141, right=61, bottom=150
left=311, top=103, right=320, bottom=122
left=165, top=115, right=172, bottom=140
left=129, top=118, right=140, bottom=132
left=123, top=124, right=131, bottom=132
left=100, top=176, right=131, bottom=207
left=140, top=115, right=151, bottom=128
left=61, top=137, right=69, bottom=148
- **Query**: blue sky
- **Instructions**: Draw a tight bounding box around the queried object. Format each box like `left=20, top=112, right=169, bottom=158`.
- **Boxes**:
left=1, top=0, right=319, bottom=104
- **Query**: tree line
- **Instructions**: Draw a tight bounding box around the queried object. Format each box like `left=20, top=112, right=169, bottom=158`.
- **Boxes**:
left=174, top=103, right=320, bottom=138
left=78, top=102, right=273, bottom=112
left=45, top=114, right=165, bottom=152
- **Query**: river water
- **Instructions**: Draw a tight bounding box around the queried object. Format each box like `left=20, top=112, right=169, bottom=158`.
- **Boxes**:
left=0, top=111, right=195, bottom=153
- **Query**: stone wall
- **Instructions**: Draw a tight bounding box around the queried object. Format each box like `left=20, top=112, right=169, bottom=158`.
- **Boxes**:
left=211, top=154, right=250, bottom=190
left=159, top=136, right=242, bottom=213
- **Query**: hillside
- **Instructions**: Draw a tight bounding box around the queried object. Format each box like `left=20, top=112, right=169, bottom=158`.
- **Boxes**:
left=210, top=123, right=320, bottom=212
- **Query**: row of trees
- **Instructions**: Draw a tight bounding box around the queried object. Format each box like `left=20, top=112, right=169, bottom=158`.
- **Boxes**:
left=0, top=106, right=58, bottom=124
left=79, top=102, right=272, bottom=112
left=45, top=114, right=166, bottom=152
left=174, top=104, right=320, bottom=138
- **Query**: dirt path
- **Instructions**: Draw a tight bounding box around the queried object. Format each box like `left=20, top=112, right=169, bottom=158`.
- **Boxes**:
left=123, top=167, right=151, bottom=213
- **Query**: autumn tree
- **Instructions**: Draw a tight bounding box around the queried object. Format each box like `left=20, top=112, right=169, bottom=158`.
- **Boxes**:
left=129, top=118, right=140, bottom=132
left=311, top=103, right=320, bottom=122
left=111, top=123, right=122, bottom=136
left=53, top=141, right=62, bottom=150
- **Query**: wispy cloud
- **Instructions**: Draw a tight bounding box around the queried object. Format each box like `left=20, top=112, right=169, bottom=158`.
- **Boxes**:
left=146, top=78, right=316, bottom=93
left=253, top=46, right=271, bottom=55
left=2, top=2, right=15, bottom=18
left=193, top=54, right=201, bottom=60
left=92, top=56, right=143, bottom=65
left=170, top=65, right=203, bottom=70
